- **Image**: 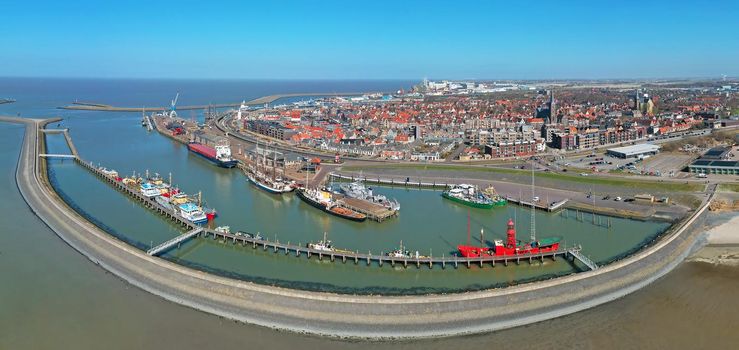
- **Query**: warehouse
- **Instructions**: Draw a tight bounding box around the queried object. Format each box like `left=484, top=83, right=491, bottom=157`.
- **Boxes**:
left=606, top=144, right=661, bottom=159
left=688, top=160, right=739, bottom=175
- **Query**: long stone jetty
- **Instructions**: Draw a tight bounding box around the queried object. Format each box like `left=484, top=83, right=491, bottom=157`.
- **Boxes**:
left=57, top=92, right=369, bottom=112
left=3, top=114, right=715, bottom=339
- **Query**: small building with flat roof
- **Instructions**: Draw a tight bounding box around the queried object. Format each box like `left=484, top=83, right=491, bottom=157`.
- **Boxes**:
left=606, top=144, right=661, bottom=159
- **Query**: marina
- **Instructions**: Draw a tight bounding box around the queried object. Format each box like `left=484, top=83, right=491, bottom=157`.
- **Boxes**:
left=39, top=111, right=676, bottom=288
left=71, top=137, right=597, bottom=270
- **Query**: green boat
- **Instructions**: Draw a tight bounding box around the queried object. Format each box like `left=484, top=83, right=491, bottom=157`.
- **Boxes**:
left=442, top=184, right=495, bottom=209
left=482, top=186, right=508, bottom=207
left=492, top=197, right=507, bottom=206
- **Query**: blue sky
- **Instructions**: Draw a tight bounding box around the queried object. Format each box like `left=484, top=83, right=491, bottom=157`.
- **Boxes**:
left=1, top=0, right=737, bottom=79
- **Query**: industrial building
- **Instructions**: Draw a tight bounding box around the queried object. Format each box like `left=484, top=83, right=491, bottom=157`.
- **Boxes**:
left=688, top=160, right=739, bottom=175
left=688, top=147, right=739, bottom=175
left=606, top=144, right=661, bottom=159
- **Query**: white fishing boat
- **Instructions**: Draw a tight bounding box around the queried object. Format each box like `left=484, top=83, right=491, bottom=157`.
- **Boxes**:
left=178, top=202, right=208, bottom=225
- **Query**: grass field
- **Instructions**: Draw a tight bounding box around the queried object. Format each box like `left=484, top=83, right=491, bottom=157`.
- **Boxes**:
left=343, top=163, right=706, bottom=192
left=718, top=183, right=739, bottom=192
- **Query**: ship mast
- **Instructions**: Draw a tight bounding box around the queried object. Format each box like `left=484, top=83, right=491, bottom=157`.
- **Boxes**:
left=272, top=145, right=277, bottom=180
left=467, top=210, right=471, bottom=246
left=530, top=159, right=536, bottom=242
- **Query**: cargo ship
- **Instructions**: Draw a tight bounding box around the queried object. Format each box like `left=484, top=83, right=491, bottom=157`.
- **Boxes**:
left=457, top=219, right=561, bottom=258
left=296, top=187, right=367, bottom=222
left=187, top=141, right=238, bottom=168
left=442, top=184, right=495, bottom=209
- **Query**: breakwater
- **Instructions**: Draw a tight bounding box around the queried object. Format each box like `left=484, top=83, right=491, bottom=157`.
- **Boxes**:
left=57, top=92, right=370, bottom=112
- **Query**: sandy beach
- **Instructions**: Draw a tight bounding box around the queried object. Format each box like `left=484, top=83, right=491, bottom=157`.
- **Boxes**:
left=705, top=213, right=739, bottom=245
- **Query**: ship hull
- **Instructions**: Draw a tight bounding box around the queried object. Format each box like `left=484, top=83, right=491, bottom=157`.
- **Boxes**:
left=187, top=144, right=238, bottom=168
left=457, top=242, right=560, bottom=258
left=248, top=173, right=290, bottom=194
left=442, top=192, right=494, bottom=209
left=296, top=189, right=366, bottom=222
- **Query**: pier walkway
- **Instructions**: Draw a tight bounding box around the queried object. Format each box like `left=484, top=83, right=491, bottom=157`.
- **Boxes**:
left=568, top=247, right=599, bottom=271
left=147, top=228, right=204, bottom=256
left=505, top=197, right=569, bottom=212
left=39, top=154, right=77, bottom=159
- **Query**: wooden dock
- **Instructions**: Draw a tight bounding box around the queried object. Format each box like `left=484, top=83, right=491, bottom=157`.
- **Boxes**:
left=330, top=173, right=449, bottom=189
left=504, top=197, right=569, bottom=212
left=334, top=194, right=397, bottom=222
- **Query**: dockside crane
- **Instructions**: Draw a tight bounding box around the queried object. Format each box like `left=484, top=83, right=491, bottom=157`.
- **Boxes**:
left=169, top=92, right=180, bottom=118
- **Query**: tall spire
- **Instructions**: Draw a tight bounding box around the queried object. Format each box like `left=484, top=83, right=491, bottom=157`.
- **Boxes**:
left=548, top=90, right=556, bottom=124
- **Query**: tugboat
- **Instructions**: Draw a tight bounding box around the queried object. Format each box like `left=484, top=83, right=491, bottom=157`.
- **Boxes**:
left=307, top=232, right=334, bottom=251
left=442, top=184, right=495, bottom=209
left=296, top=187, right=367, bottom=222
left=385, top=240, right=426, bottom=259
left=339, top=180, right=400, bottom=211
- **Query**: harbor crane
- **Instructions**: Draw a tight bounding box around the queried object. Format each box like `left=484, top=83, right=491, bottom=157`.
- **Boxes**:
left=168, top=92, right=179, bottom=118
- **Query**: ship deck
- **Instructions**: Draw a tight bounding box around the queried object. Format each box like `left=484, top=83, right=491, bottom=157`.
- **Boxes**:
left=333, top=194, right=397, bottom=222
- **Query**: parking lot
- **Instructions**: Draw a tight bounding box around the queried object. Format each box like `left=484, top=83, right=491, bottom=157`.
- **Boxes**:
left=554, top=152, right=632, bottom=172
left=639, top=152, right=696, bottom=177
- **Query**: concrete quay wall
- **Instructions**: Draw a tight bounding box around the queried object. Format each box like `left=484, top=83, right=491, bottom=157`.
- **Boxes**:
left=4, top=115, right=712, bottom=339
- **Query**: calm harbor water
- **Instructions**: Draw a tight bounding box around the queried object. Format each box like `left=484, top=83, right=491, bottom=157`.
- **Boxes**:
left=40, top=106, right=669, bottom=293
left=2, top=79, right=738, bottom=348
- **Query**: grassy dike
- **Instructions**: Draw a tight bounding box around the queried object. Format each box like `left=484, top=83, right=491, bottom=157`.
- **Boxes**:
left=343, top=163, right=706, bottom=193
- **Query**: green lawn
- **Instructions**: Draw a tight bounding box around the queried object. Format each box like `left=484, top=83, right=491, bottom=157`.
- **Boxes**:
left=718, top=183, right=739, bottom=192
left=343, top=163, right=705, bottom=192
